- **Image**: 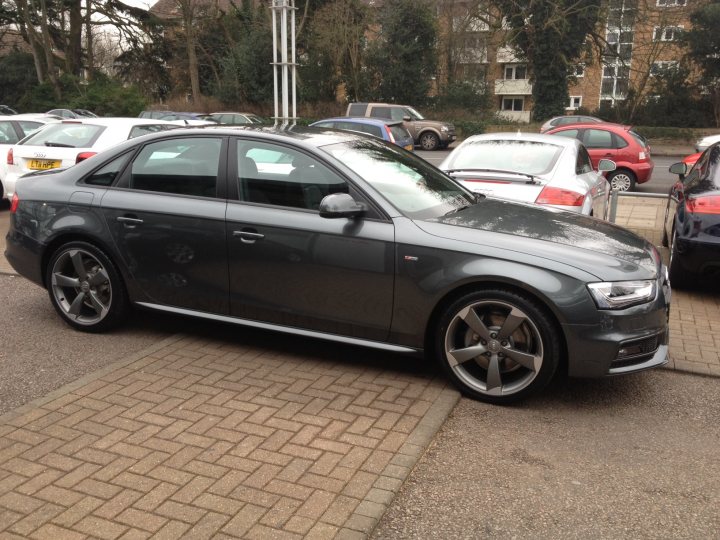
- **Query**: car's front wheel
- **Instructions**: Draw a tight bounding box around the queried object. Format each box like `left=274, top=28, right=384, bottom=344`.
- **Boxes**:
left=46, top=241, right=129, bottom=332
left=435, top=289, right=560, bottom=403
left=419, top=131, right=440, bottom=151
left=608, top=169, right=636, bottom=192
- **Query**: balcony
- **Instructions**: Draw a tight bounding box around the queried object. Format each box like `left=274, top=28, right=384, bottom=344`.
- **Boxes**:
left=494, top=79, right=532, bottom=95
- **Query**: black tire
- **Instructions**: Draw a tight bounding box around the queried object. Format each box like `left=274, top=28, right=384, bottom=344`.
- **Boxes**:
left=668, top=229, right=690, bottom=289
left=46, top=241, right=129, bottom=332
left=608, top=169, right=636, bottom=192
left=419, top=131, right=440, bottom=151
left=435, top=288, right=560, bottom=404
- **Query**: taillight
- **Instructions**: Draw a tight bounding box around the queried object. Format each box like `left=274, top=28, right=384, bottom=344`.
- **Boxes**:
left=10, top=193, right=19, bottom=213
left=686, top=195, right=720, bottom=215
left=535, top=186, right=585, bottom=206
left=7, top=148, right=13, bottom=165
left=76, top=151, right=97, bottom=163
left=385, top=125, right=396, bottom=143
left=639, top=151, right=646, bottom=160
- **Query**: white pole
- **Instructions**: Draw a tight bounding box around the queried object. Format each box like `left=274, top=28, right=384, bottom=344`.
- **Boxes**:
left=291, top=0, right=296, bottom=121
left=271, top=2, right=278, bottom=123
left=281, top=0, right=289, bottom=122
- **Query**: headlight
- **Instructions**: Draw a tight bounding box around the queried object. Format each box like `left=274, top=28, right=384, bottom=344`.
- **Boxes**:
left=441, top=126, right=449, bottom=132
left=587, top=280, right=656, bottom=309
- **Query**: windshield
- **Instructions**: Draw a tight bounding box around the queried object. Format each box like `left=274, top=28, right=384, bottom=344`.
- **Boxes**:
left=446, top=140, right=563, bottom=176
left=321, top=140, right=474, bottom=219
left=21, top=123, right=105, bottom=148
left=404, top=107, right=425, bottom=120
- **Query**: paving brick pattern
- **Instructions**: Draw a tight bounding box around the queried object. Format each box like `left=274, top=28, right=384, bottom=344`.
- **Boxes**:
left=0, top=336, right=458, bottom=539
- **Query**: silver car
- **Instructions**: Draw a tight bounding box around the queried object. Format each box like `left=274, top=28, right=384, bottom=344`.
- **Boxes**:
left=439, top=133, right=616, bottom=218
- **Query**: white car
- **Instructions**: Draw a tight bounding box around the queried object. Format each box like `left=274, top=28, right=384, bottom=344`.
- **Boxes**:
left=4, top=118, right=179, bottom=200
left=439, top=132, right=616, bottom=218
left=696, top=133, right=720, bottom=153
left=1, top=114, right=61, bottom=199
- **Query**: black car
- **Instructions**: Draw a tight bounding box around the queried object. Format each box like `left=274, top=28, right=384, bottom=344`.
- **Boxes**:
left=665, top=142, right=720, bottom=287
left=5, top=126, right=670, bottom=403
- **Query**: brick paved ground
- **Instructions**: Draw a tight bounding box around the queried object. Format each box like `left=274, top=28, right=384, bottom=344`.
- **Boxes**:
left=0, top=335, right=458, bottom=539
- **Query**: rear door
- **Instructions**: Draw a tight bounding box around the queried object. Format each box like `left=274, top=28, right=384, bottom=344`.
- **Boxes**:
left=100, top=136, right=230, bottom=314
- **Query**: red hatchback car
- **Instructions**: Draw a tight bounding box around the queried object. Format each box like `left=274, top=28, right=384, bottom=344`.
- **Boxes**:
left=546, top=123, right=653, bottom=191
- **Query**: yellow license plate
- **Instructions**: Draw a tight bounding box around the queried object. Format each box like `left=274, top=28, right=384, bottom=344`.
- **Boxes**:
left=28, top=159, right=61, bottom=170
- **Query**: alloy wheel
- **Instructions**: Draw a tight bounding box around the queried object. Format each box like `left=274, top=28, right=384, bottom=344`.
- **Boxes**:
left=610, top=172, right=633, bottom=191
left=50, top=248, right=112, bottom=326
left=444, top=300, right=544, bottom=397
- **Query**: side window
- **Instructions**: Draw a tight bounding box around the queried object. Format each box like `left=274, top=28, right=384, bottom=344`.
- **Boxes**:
left=17, top=121, right=43, bottom=137
left=576, top=146, right=594, bottom=174
left=237, top=140, right=349, bottom=210
left=389, top=108, right=406, bottom=121
left=84, top=152, right=133, bottom=186
left=370, top=107, right=392, bottom=120
left=348, top=103, right=366, bottom=116
left=584, top=129, right=613, bottom=149
left=313, top=121, right=334, bottom=129
left=0, top=121, right=19, bottom=144
left=127, top=137, right=222, bottom=197
left=553, top=129, right=579, bottom=140
left=366, top=125, right=383, bottom=138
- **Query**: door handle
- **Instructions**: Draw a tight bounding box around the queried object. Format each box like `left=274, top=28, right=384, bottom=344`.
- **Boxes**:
left=116, top=216, right=144, bottom=227
left=233, top=230, right=265, bottom=243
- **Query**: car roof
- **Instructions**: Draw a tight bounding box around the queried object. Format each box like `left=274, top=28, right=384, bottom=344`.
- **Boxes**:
left=60, top=117, right=178, bottom=126
left=313, top=117, right=403, bottom=127
left=3, top=114, right=59, bottom=122
left=463, top=132, right=578, bottom=148
left=548, top=122, right=632, bottom=132
left=211, top=111, right=257, bottom=115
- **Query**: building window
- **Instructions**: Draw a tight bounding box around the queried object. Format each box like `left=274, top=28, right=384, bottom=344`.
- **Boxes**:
left=568, top=64, right=585, bottom=78
left=650, top=61, right=679, bottom=76
left=501, top=98, right=523, bottom=111
left=459, top=34, right=488, bottom=63
left=568, top=96, right=582, bottom=109
left=654, top=26, right=683, bottom=41
left=504, top=64, right=527, bottom=80
left=657, top=0, right=686, bottom=6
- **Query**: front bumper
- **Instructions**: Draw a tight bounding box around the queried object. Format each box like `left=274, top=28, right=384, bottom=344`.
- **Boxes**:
left=562, top=272, right=670, bottom=378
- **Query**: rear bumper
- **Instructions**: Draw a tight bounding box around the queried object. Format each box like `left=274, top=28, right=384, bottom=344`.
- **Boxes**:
left=5, top=224, right=45, bottom=286
left=674, top=235, right=720, bottom=276
left=634, top=161, right=654, bottom=184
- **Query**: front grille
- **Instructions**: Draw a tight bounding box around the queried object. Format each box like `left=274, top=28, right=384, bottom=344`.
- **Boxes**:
left=611, top=333, right=663, bottom=368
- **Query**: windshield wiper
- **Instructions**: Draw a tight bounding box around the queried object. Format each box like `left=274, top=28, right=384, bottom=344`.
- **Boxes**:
left=44, top=142, right=75, bottom=148
left=445, top=168, right=539, bottom=185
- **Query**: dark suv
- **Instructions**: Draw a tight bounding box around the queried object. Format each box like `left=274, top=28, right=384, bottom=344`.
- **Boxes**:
left=346, top=102, right=455, bottom=150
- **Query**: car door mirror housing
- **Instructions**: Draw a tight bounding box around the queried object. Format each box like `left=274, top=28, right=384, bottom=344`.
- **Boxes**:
left=669, top=162, right=687, bottom=176
left=319, top=193, right=366, bottom=219
left=597, top=159, right=616, bottom=172
left=403, top=116, right=412, bottom=122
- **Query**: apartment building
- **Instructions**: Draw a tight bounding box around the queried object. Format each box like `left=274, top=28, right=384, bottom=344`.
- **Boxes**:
left=446, top=0, right=703, bottom=122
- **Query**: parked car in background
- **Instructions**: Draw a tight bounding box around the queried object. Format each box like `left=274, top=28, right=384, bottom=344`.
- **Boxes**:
left=664, top=142, right=720, bottom=288
left=3, top=118, right=178, bottom=200
left=309, top=117, right=414, bottom=151
left=158, top=112, right=216, bottom=126
left=46, top=109, right=98, bottom=119
left=546, top=122, right=653, bottom=192
left=0, top=105, right=19, bottom=115
left=1, top=114, right=60, bottom=199
left=346, top=102, right=456, bottom=150
left=695, top=133, right=720, bottom=153
left=138, top=110, right=172, bottom=119
left=6, top=126, right=669, bottom=403
left=439, top=133, right=615, bottom=218
left=539, top=115, right=604, bottom=133
left=207, top=112, right=265, bottom=124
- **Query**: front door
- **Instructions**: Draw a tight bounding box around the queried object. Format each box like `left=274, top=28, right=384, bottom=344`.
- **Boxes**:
left=227, top=138, right=395, bottom=342
left=100, top=136, right=230, bottom=314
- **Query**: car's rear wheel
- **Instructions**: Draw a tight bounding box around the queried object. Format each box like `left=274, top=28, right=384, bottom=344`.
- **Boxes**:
left=419, top=131, right=440, bottom=151
left=435, top=289, right=560, bottom=404
left=46, top=241, right=129, bottom=332
left=608, top=169, right=636, bottom=192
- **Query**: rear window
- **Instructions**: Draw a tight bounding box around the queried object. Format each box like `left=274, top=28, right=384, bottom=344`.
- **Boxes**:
left=629, top=129, right=648, bottom=148
left=390, top=125, right=410, bottom=141
left=21, top=123, right=105, bottom=148
left=447, top=140, right=563, bottom=176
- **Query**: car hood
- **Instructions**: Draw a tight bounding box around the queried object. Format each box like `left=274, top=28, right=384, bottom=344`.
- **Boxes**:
left=416, top=198, right=658, bottom=281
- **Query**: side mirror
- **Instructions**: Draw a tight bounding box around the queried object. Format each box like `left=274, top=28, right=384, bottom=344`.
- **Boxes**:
left=597, top=159, right=616, bottom=172
left=669, top=162, right=687, bottom=176
left=319, top=193, right=366, bottom=219
left=403, top=115, right=412, bottom=122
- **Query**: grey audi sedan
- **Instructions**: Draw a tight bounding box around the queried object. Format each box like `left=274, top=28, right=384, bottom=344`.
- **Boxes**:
left=5, top=127, right=670, bottom=403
